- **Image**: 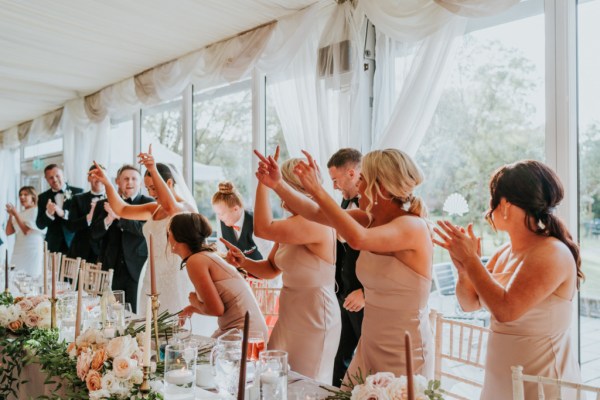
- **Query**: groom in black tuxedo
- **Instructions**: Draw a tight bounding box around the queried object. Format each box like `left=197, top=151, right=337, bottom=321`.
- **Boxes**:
left=91, top=165, right=153, bottom=312
left=36, top=164, right=84, bottom=253
left=327, top=148, right=365, bottom=387
left=66, top=164, right=107, bottom=263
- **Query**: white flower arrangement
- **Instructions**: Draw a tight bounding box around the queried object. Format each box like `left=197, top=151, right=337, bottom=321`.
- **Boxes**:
left=325, top=371, right=443, bottom=400
left=0, top=295, right=51, bottom=332
left=69, top=328, right=154, bottom=400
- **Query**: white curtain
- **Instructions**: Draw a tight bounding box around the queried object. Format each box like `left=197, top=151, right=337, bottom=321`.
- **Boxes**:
left=0, top=140, right=20, bottom=263
left=61, top=99, right=110, bottom=189
left=362, top=0, right=519, bottom=154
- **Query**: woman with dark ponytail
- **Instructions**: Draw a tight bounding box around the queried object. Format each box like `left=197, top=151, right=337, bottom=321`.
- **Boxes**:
left=168, top=213, right=268, bottom=339
left=434, top=160, right=582, bottom=399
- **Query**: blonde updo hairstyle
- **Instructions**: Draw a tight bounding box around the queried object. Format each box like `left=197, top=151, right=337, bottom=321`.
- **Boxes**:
left=361, top=149, right=427, bottom=218
left=211, top=181, right=244, bottom=208
left=281, top=158, right=323, bottom=197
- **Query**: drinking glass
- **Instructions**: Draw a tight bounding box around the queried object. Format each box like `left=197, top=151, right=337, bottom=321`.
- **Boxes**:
left=248, top=330, right=266, bottom=361
left=111, top=290, right=125, bottom=304
left=211, top=329, right=243, bottom=397
left=170, top=315, right=192, bottom=343
left=164, top=342, right=197, bottom=400
left=259, top=350, right=288, bottom=400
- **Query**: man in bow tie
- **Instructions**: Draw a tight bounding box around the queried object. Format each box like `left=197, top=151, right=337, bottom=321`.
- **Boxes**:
left=327, top=148, right=364, bottom=387
left=66, top=164, right=108, bottom=262
left=90, top=164, right=154, bottom=312
left=36, top=164, right=84, bottom=253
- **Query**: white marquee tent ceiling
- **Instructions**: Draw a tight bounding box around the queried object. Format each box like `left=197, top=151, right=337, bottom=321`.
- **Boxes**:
left=0, top=0, right=319, bottom=131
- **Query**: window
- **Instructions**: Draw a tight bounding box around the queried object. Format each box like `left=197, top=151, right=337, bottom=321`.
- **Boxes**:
left=141, top=97, right=184, bottom=176
left=415, top=2, right=546, bottom=264
left=192, top=81, right=252, bottom=222
left=266, top=82, right=290, bottom=219
left=577, top=0, right=600, bottom=386
left=23, top=137, right=63, bottom=160
left=107, top=118, right=134, bottom=180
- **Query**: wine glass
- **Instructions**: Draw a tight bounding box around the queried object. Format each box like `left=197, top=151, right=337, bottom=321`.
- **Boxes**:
left=247, top=330, right=266, bottom=361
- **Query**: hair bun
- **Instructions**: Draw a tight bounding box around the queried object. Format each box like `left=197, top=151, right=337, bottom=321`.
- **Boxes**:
left=218, top=181, right=235, bottom=195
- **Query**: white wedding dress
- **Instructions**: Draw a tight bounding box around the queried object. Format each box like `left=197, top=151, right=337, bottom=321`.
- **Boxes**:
left=138, top=206, right=195, bottom=315
left=10, top=207, right=46, bottom=277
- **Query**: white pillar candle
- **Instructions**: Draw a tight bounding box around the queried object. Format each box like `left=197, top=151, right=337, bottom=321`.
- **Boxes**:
left=165, top=368, right=194, bottom=385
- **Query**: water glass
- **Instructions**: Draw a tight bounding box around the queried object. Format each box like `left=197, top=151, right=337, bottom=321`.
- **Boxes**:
left=259, top=350, right=288, bottom=400
left=211, top=329, right=243, bottom=397
left=164, top=342, right=197, bottom=400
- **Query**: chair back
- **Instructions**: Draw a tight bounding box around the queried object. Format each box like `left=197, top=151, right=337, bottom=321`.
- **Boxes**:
left=84, top=261, right=102, bottom=271
left=59, top=256, right=82, bottom=286
left=433, top=310, right=490, bottom=399
left=512, top=366, right=600, bottom=400
left=432, top=262, right=456, bottom=296
left=80, top=266, right=114, bottom=296
left=248, top=278, right=281, bottom=335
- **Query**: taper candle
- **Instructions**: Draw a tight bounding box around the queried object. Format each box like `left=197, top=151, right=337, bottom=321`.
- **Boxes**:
left=149, top=234, right=157, bottom=295
left=405, top=331, right=414, bottom=400
left=43, top=242, right=48, bottom=295
left=144, top=300, right=152, bottom=366
left=4, top=249, right=8, bottom=292
left=74, top=267, right=83, bottom=339
left=51, top=253, right=56, bottom=299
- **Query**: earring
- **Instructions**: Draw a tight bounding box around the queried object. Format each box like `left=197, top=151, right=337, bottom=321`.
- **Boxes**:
left=374, top=194, right=378, bottom=205
left=503, top=208, right=508, bottom=220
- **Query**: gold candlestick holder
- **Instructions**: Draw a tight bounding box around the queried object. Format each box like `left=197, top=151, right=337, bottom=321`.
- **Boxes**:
left=3, top=288, right=9, bottom=295
left=150, top=294, right=160, bottom=356
left=50, top=297, right=58, bottom=329
left=139, top=364, right=152, bottom=397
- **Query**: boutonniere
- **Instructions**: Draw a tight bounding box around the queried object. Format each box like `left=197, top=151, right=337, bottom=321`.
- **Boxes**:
left=64, top=189, right=73, bottom=201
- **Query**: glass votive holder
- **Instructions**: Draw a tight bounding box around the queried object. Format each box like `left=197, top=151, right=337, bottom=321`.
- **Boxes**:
left=259, top=350, right=288, bottom=400
left=164, top=343, right=197, bottom=400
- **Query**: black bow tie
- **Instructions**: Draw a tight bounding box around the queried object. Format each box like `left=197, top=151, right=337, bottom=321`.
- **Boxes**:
left=91, top=194, right=105, bottom=199
left=341, top=197, right=359, bottom=209
left=53, top=189, right=64, bottom=194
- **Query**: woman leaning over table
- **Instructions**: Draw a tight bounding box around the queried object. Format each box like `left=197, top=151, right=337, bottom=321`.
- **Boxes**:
left=223, top=149, right=340, bottom=383
left=434, top=160, right=582, bottom=400
left=254, top=147, right=434, bottom=385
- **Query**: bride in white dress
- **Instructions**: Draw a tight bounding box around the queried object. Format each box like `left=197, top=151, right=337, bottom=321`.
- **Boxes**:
left=90, top=146, right=196, bottom=314
left=5, top=186, right=46, bottom=277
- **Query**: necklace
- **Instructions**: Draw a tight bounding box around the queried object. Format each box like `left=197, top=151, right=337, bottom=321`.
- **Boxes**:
left=180, top=254, right=192, bottom=270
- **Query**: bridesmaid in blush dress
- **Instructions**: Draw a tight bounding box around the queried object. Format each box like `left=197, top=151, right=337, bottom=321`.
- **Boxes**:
left=225, top=153, right=340, bottom=384
left=255, top=148, right=434, bottom=385
left=435, top=160, right=582, bottom=400
left=168, top=213, right=268, bottom=339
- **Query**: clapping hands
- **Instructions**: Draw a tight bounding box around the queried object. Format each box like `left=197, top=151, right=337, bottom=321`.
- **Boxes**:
left=5, top=203, right=16, bottom=216
left=433, top=221, right=481, bottom=270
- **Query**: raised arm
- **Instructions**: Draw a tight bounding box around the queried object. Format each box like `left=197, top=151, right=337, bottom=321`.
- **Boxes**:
left=89, top=161, right=156, bottom=221
left=6, top=204, right=27, bottom=235
left=254, top=149, right=329, bottom=225
left=138, top=145, right=186, bottom=216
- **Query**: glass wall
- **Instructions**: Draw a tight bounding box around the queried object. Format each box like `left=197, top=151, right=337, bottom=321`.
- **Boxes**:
left=578, top=0, right=600, bottom=386
left=21, top=137, right=63, bottom=192
left=415, top=1, right=546, bottom=264
left=141, top=96, right=184, bottom=176
left=192, top=81, right=252, bottom=223
left=107, top=118, right=134, bottom=180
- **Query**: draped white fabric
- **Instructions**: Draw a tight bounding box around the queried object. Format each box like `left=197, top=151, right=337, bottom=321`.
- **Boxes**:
left=362, top=0, right=518, bottom=154
left=0, top=146, right=20, bottom=260
left=61, top=100, right=110, bottom=188
left=371, top=18, right=466, bottom=155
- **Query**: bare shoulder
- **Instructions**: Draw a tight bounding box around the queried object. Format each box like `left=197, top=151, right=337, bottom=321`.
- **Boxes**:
left=526, top=237, right=575, bottom=269
left=392, top=214, right=431, bottom=235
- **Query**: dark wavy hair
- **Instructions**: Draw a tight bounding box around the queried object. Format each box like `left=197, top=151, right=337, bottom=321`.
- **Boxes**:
left=168, top=213, right=215, bottom=254
left=144, top=163, right=176, bottom=184
left=485, top=160, right=583, bottom=287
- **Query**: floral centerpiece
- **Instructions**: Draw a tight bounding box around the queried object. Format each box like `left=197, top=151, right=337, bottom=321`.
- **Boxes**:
left=324, top=371, right=444, bottom=400
left=0, top=294, right=51, bottom=333
left=68, top=328, right=162, bottom=400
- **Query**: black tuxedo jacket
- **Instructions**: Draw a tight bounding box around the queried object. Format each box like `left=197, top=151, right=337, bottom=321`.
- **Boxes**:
left=90, top=194, right=154, bottom=282
left=221, top=210, right=263, bottom=261
left=66, top=191, right=105, bottom=262
left=36, top=184, right=84, bottom=253
left=335, top=198, right=362, bottom=299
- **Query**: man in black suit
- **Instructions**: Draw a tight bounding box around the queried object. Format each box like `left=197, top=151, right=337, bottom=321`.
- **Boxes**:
left=36, top=164, right=84, bottom=253
left=66, top=164, right=107, bottom=263
left=91, top=165, right=153, bottom=312
left=327, top=148, right=364, bottom=387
